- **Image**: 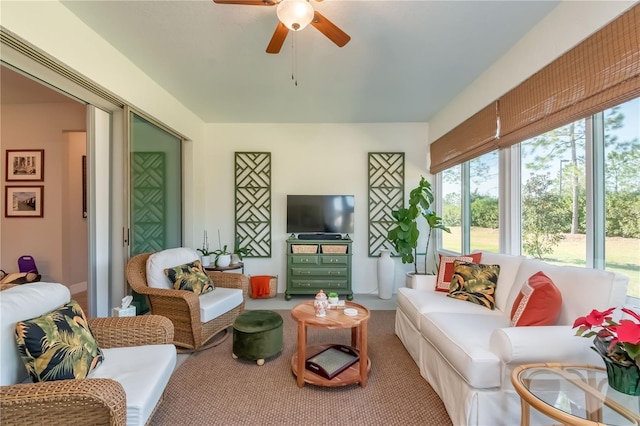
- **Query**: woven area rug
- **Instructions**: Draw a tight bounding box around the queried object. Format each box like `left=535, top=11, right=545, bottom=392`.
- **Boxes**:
left=150, top=310, right=452, bottom=426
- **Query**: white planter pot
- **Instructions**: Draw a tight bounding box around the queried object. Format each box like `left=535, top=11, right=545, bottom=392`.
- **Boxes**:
left=230, top=253, right=241, bottom=265
left=406, top=272, right=432, bottom=290
left=200, top=255, right=211, bottom=267
left=377, top=249, right=394, bottom=299
left=216, top=254, right=231, bottom=267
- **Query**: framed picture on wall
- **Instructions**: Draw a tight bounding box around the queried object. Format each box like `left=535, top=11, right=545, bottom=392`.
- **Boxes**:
left=5, top=186, right=44, bottom=218
left=5, top=149, right=44, bottom=181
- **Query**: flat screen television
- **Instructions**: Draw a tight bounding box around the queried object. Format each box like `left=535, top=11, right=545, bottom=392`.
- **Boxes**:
left=287, top=195, right=354, bottom=234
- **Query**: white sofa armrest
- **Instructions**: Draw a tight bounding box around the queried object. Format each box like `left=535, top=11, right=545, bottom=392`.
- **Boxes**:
left=489, top=325, right=603, bottom=366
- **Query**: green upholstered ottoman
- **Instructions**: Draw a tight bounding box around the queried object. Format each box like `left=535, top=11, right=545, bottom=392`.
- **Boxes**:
left=232, top=310, right=283, bottom=366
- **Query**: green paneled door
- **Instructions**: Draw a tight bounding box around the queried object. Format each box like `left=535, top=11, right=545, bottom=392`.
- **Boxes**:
left=130, top=113, right=182, bottom=313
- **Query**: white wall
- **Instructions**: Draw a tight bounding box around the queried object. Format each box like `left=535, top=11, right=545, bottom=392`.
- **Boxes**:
left=62, top=131, right=88, bottom=289
left=202, top=123, right=429, bottom=294
left=428, top=0, right=636, bottom=142
left=1, top=103, right=86, bottom=285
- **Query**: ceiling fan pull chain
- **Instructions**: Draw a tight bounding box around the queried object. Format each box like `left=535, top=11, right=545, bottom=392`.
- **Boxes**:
left=291, top=32, right=298, bottom=86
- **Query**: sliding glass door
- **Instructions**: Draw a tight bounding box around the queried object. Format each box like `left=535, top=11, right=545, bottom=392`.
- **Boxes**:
left=129, top=112, right=182, bottom=255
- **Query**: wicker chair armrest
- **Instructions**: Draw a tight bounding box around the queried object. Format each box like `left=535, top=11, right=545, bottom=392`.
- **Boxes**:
left=0, top=378, right=126, bottom=426
left=88, top=315, right=174, bottom=348
left=207, top=272, right=249, bottom=297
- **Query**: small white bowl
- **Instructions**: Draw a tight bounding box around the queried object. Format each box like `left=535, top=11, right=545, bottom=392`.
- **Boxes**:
left=344, top=308, right=358, bottom=316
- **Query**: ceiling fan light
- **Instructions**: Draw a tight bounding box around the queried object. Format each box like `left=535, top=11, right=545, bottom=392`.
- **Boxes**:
left=277, top=0, right=314, bottom=31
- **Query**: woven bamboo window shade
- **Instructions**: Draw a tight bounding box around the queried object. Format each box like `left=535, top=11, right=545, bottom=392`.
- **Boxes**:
left=429, top=102, right=498, bottom=174
left=429, top=4, right=640, bottom=174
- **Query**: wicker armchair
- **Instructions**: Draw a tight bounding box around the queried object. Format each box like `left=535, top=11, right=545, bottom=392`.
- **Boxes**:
left=0, top=315, right=174, bottom=426
left=126, top=252, right=249, bottom=352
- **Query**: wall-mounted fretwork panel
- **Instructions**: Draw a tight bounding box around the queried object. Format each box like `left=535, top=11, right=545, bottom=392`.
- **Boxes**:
left=368, top=152, right=405, bottom=257
left=131, top=152, right=166, bottom=255
left=235, top=152, right=271, bottom=257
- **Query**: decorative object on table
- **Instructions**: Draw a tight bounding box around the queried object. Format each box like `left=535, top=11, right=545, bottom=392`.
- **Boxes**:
left=305, top=344, right=360, bottom=380
left=5, top=149, right=44, bottom=181
left=197, top=230, right=214, bottom=267
left=5, top=186, right=44, bottom=218
left=213, top=229, right=232, bottom=267
left=314, top=290, right=328, bottom=317
left=232, top=234, right=253, bottom=265
left=376, top=248, right=394, bottom=299
left=386, top=176, right=450, bottom=285
left=328, top=292, right=339, bottom=305
left=573, top=307, right=640, bottom=395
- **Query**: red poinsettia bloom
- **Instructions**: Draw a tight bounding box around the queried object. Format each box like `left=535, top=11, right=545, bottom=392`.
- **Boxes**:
left=572, top=307, right=615, bottom=329
left=616, top=320, right=640, bottom=345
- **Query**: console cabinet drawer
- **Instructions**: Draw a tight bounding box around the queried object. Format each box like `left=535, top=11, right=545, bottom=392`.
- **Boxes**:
left=291, top=256, right=319, bottom=265
left=290, top=279, right=348, bottom=290
left=291, top=267, right=348, bottom=277
left=321, top=256, right=348, bottom=265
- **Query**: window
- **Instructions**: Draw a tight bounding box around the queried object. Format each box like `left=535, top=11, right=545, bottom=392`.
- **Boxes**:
left=603, top=98, right=640, bottom=299
left=520, top=119, right=587, bottom=266
left=436, top=97, right=640, bottom=302
left=442, top=166, right=461, bottom=253
left=469, top=151, right=499, bottom=252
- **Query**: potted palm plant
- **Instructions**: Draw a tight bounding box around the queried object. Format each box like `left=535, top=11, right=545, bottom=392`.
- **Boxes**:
left=387, top=176, right=450, bottom=286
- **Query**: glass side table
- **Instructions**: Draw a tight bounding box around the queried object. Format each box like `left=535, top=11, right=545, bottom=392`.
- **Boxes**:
left=511, top=363, right=640, bottom=426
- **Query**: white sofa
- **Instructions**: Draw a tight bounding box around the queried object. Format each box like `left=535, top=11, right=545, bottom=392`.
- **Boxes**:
left=395, top=251, right=629, bottom=426
left=0, top=282, right=177, bottom=426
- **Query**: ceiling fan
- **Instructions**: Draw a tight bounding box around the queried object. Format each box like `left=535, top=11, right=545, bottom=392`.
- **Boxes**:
left=212, top=0, right=351, bottom=54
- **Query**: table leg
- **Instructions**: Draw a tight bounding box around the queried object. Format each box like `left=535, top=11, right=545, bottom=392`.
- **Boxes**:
left=296, top=322, right=306, bottom=388
left=359, top=320, right=368, bottom=388
left=520, top=399, right=530, bottom=426
left=351, top=326, right=358, bottom=348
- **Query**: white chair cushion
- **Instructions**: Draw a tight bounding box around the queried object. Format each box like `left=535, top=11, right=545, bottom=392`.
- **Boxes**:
left=146, top=247, right=200, bottom=289
left=397, top=287, right=502, bottom=331
left=88, top=344, right=176, bottom=426
left=0, top=282, right=70, bottom=386
left=421, top=312, right=510, bottom=389
left=199, top=287, right=243, bottom=323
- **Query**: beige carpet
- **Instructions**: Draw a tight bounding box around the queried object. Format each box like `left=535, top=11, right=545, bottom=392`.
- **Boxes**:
left=150, top=310, right=452, bottom=426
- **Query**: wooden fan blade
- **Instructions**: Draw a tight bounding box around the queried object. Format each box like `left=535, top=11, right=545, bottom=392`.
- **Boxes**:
left=266, top=22, right=289, bottom=54
left=310, top=11, right=350, bottom=47
left=213, top=0, right=277, bottom=5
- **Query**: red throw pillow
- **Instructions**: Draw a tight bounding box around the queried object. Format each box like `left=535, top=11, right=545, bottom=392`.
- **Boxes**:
left=435, top=253, right=482, bottom=292
left=510, top=271, right=562, bottom=326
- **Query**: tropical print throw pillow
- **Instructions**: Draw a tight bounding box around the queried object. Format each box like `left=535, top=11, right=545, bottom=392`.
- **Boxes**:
left=164, top=260, right=214, bottom=295
left=447, top=261, right=500, bottom=310
left=15, top=299, right=104, bottom=382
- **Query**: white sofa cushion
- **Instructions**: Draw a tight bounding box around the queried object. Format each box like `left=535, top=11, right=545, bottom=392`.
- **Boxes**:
left=397, top=287, right=502, bottom=331
left=0, top=282, right=70, bottom=386
left=199, top=287, right=243, bottom=323
left=88, top=344, right=176, bottom=426
left=420, top=312, right=510, bottom=389
left=475, top=251, right=525, bottom=312
left=146, top=247, right=200, bottom=289
left=506, top=259, right=628, bottom=325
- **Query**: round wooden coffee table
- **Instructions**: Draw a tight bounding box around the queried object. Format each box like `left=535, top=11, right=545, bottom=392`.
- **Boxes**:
left=290, top=301, right=371, bottom=388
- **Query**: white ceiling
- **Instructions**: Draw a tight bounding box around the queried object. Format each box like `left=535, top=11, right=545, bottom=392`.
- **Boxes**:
left=11, top=1, right=562, bottom=123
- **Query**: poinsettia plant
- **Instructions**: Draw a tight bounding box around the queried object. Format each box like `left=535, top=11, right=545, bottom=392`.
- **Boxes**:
left=573, top=307, right=640, bottom=367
